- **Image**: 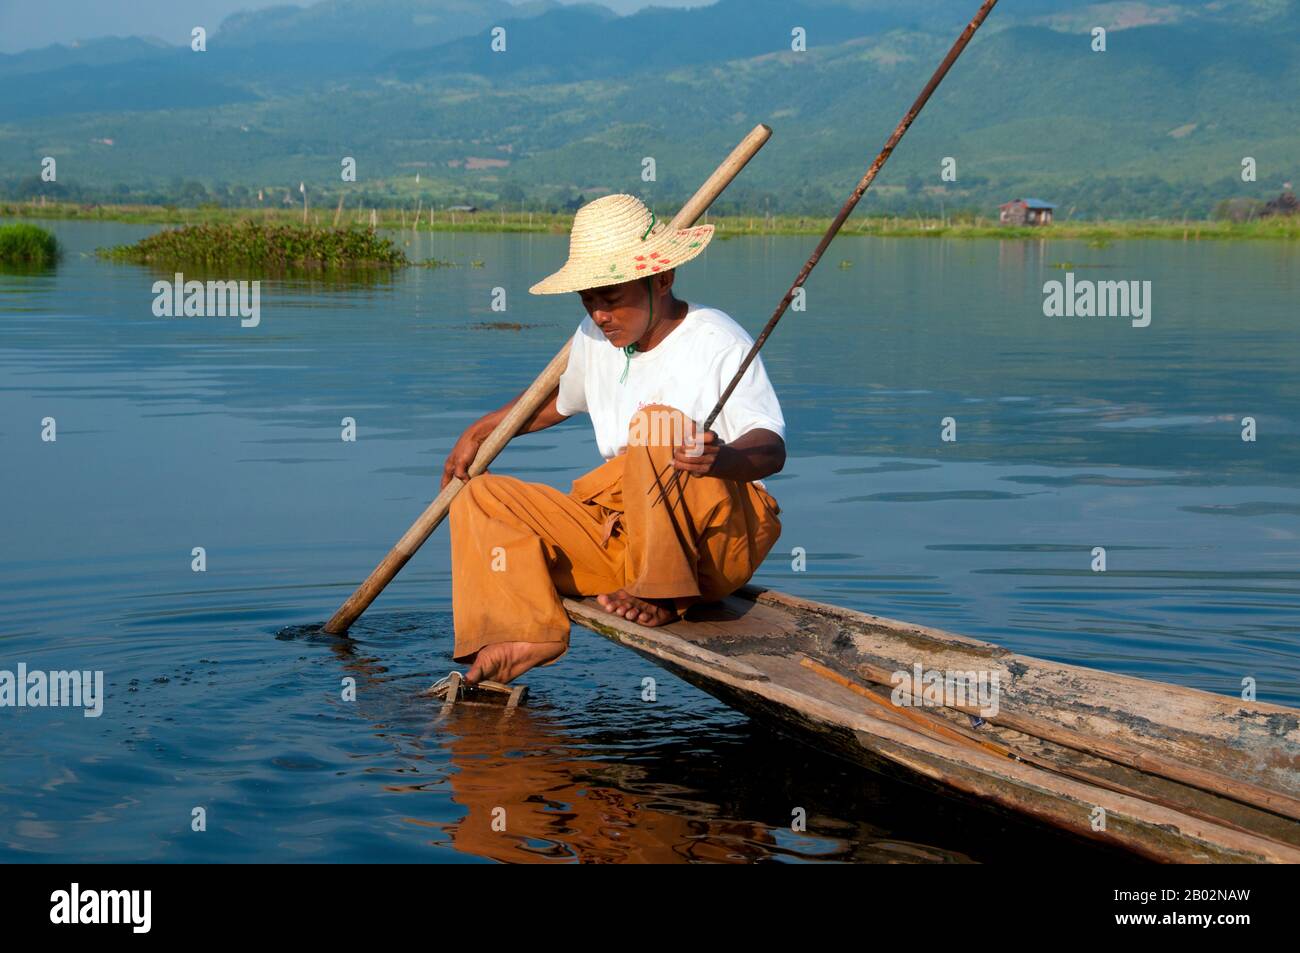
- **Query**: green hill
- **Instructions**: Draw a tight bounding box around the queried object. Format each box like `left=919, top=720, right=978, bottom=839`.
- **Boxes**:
left=0, top=0, right=1296, bottom=218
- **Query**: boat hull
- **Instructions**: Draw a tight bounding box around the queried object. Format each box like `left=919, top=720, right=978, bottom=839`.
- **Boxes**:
left=564, top=586, right=1300, bottom=863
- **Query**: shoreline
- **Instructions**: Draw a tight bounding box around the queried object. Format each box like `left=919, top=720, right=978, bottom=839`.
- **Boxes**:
left=3, top=200, right=1298, bottom=242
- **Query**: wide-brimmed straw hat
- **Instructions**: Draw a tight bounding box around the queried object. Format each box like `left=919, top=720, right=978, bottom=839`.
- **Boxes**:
left=529, top=193, right=714, bottom=295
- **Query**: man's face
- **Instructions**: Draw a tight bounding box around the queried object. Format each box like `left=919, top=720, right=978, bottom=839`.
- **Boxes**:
left=578, top=278, right=651, bottom=349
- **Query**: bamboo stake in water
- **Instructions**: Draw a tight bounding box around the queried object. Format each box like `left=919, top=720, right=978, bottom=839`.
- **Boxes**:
left=323, top=124, right=775, bottom=635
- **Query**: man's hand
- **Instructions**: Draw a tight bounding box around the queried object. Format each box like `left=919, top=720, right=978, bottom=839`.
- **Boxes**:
left=439, top=388, right=571, bottom=490
left=673, top=417, right=724, bottom=476
left=441, top=426, right=485, bottom=490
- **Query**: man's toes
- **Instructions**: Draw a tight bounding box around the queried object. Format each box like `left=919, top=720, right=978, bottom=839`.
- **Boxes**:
left=600, top=591, right=670, bottom=624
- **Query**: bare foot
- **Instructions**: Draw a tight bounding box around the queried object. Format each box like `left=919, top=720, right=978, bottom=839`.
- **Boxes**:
left=464, top=640, right=565, bottom=685
left=596, top=590, right=677, bottom=627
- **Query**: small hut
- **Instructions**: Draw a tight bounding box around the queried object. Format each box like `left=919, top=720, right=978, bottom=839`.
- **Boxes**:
left=999, top=198, right=1055, bottom=226
left=1261, top=184, right=1297, bottom=218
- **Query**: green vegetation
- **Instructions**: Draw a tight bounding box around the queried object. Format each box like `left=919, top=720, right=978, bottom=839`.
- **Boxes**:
left=2, top=2, right=1298, bottom=221
left=3, top=200, right=575, bottom=231
left=821, top=217, right=1300, bottom=241
left=2, top=2, right=1300, bottom=221
left=95, top=221, right=408, bottom=269
left=0, top=222, right=60, bottom=266
left=12, top=201, right=1293, bottom=245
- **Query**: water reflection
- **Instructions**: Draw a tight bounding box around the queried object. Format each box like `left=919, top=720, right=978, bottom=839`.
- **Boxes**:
left=2, top=220, right=1297, bottom=862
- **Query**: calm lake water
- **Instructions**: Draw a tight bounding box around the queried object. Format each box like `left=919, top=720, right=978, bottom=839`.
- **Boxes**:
left=2, top=219, right=1297, bottom=863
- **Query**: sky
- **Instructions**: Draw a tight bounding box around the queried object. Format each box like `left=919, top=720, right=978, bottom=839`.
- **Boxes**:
left=0, top=0, right=711, bottom=54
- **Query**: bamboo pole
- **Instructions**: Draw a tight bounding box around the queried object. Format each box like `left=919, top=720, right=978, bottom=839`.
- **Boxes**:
left=323, top=123, right=774, bottom=634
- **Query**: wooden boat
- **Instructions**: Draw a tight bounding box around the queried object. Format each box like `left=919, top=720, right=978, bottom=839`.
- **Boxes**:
left=564, top=586, right=1300, bottom=863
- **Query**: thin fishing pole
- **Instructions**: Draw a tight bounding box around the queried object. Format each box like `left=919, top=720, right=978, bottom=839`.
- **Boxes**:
left=652, top=0, right=1000, bottom=502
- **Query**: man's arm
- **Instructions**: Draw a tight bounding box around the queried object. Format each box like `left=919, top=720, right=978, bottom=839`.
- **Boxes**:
left=441, top=387, right=570, bottom=489
left=672, top=425, right=785, bottom=483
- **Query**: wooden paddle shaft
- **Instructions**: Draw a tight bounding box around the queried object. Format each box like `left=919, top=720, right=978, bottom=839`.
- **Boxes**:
left=323, top=123, right=773, bottom=634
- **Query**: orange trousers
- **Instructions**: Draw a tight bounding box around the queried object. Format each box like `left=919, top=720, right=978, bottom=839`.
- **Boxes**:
left=448, top=404, right=782, bottom=662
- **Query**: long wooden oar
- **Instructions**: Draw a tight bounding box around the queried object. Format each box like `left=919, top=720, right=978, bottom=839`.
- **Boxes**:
left=651, top=0, right=999, bottom=501
left=323, top=124, right=773, bottom=635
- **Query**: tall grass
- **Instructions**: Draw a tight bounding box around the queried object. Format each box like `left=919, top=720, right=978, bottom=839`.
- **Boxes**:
left=0, top=223, right=60, bottom=266
left=8, top=200, right=1299, bottom=242
left=96, top=221, right=408, bottom=269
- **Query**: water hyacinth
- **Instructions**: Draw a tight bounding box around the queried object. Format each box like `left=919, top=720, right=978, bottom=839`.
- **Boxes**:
left=97, top=221, right=408, bottom=269
left=0, top=223, right=60, bottom=266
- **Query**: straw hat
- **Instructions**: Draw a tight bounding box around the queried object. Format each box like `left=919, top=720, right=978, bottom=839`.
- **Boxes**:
left=529, top=193, right=714, bottom=295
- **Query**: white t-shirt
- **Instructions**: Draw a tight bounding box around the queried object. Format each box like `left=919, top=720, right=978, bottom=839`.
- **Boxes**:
left=555, top=302, right=786, bottom=461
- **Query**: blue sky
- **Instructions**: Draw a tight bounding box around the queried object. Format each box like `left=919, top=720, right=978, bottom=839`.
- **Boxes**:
left=0, top=0, right=710, bottom=54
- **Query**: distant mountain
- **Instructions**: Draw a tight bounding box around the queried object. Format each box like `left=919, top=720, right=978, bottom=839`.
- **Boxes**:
left=0, top=0, right=564, bottom=115
left=383, top=0, right=925, bottom=82
left=215, top=0, right=557, bottom=52
left=1, top=0, right=1297, bottom=217
left=0, top=49, right=256, bottom=122
left=0, top=36, right=171, bottom=78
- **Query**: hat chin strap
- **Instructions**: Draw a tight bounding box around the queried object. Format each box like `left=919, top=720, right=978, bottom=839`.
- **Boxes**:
left=618, top=275, right=655, bottom=385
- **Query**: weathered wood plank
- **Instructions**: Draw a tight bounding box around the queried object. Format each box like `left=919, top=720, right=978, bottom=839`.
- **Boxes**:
left=562, top=588, right=1300, bottom=863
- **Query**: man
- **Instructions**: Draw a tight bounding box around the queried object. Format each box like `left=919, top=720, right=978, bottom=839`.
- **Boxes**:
left=443, top=193, right=785, bottom=684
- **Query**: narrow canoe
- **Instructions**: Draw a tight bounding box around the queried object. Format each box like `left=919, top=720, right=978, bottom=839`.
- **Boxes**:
left=564, top=586, right=1300, bottom=863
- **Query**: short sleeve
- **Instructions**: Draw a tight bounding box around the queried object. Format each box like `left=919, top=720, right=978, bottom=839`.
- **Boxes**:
left=554, top=320, right=589, bottom=417
left=712, top=343, right=786, bottom=442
